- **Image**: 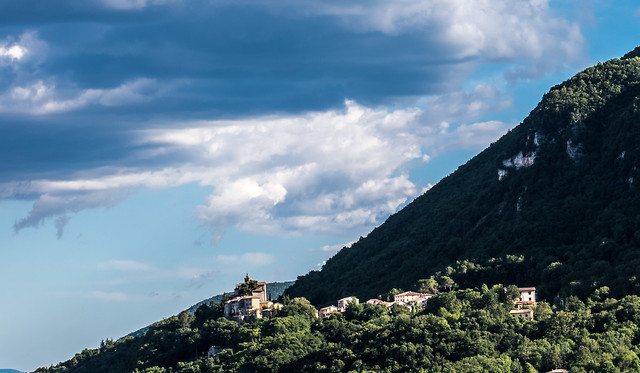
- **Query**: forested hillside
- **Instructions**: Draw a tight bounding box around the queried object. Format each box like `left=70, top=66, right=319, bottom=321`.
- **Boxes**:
left=286, top=48, right=640, bottom=306
left=34, top=286, right=640, bottom=372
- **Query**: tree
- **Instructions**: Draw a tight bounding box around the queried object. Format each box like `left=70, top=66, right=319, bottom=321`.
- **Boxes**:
left=277, top=297, right=318, bottom=320
left=237, top=277, right=259, bottom=296
left=416, top=278, right=439, bottom=294
left=438, top=276, right=455, bottom=292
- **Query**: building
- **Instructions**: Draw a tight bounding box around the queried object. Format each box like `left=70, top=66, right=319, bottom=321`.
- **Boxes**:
left=337, top=296, right=359, bottom=311
left=318, top=305, right=339, bottom=318
left=224, top=296, right=261, bottom=318
left=518, top=287, right=536, bottom=303
left=393, top=291, right=432, bottom=304
left=234, top=274, right=268, bottom=302
left=366, top=299, right=389, bottom=306
left=223, top=275, right=282, bottom=321
left=509, top=308, right=534, bottom=321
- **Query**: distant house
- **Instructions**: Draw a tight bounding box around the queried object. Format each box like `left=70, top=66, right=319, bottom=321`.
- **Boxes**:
left=393, top=291, right=432, bottom=304
left=546, top=369, right=569, bottom=373
left=510, top=308, right=534, bottom=321
left=318, top=305, right=339, bottom=318
left=337, top=296, right=359, bottom=311
left=518, top=287, right=536, bottom=303
left=366, top=299, right=389, bottom=306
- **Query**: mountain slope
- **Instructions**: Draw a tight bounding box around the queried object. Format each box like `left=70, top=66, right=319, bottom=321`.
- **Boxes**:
left=286, top=48, right=640, bottom=306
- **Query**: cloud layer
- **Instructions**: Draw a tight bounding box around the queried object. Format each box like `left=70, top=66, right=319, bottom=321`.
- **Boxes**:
left=0, top=0, right=584, bottom=239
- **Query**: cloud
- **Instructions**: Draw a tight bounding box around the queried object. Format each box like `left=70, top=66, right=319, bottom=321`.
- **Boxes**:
left=0, top=78, right=163, bottom=115
left=54, top=215, right=70, bottom=239
left=0, top=0, right=584, bottom=119
left=217, top=253, right=275, bottom=267
left=419, top=84, right=513, bottom=125
left=3, top=95, right=516, bottom=238
left=313, top=241, right=355, bottom=253
left=0, top=44, right=26, bottom=61
left=447, top=120, right=516, bottom=151
left=89, top=290, right=130, bottom=302
left=0, top=1, right=583, bottom=240
left=101, top=0, right=149, bottom=9
left=0, top=31, right=42, bottom=63
left=12, top=190, right=130, bottom=234
left=311, top=0, right=584, bottom=67
left=97, top=259, right=154, bottom=271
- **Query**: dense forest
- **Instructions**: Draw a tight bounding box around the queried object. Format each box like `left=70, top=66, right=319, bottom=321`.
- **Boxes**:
left=286, top=48, right=640, bottom=306
left=35, top=285, right=640, bottom=372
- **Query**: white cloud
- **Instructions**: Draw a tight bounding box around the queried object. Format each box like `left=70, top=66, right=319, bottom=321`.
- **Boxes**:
left=0, top=31, right=46, bottom=69
left=4, top=96, right=514, bottom=238
left=0, top=44, right=26, bottom=60
left=0, top=78, right=161, bottom=115
left=312, top=0, right=584, bottom=80
left=101, top=0, right=174, bottom=10
left=101, top=0, right=149, bottom=10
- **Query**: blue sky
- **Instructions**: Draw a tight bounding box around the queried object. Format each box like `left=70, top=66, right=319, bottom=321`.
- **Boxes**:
left=0, top=0, right=638, bottom=370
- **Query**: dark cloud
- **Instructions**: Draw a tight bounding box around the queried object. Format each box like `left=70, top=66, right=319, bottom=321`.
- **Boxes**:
left=0, top=0, right=474, bottom=182
left=0, top=0, right=468, bottom=113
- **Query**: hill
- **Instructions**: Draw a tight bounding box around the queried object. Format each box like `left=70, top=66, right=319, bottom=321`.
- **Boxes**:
left=0, top=369, right=24, bottom=373
left=32, top=287, right=640, bottom=372
left=286, top=47, right=640, bottom=306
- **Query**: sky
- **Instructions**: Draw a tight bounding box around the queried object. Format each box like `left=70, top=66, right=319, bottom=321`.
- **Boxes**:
left=0, top=0, right=638, bottom=371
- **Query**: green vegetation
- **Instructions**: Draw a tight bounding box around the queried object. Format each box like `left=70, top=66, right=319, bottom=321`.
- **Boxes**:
left=286, top=53, right=640, bottom=306
left=35, top=286, right=640, bottom=372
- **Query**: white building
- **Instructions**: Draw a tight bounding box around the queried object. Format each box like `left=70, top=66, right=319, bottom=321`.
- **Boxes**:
left=518, top=287, right=536, bottom=303
left=337, top=296, right=359, bottom=311
left=318, top=305, right=339, bottom=318
left=510, top=308, right=534, bottom=321
left=366, top=299, right=389, bottom=306
left=393, top=291, right=432, bottom=304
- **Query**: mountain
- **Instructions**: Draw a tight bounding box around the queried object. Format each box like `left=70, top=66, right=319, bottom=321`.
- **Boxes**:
left=286, top=47, right=640, bottom=306
left=0, top=369, right=24, bottom=373
left=122, top=281, right=294, bottom=339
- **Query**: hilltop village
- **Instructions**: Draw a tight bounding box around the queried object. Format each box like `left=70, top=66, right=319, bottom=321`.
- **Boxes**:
left=223, top=275, right=284, bottom=321
left=222, top=275, right=538, bottom=322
